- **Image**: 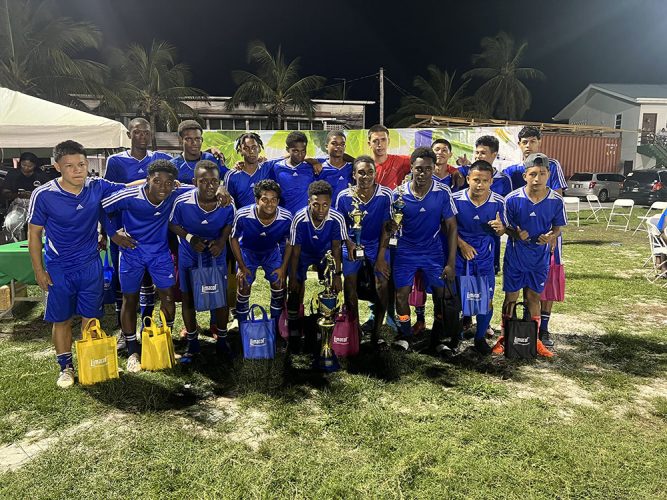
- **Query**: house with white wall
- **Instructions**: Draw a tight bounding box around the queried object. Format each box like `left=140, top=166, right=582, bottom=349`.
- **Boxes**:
left=553, top=84, right=667, bottom=172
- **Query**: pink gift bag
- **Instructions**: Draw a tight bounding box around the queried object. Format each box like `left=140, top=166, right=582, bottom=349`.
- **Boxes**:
left=278, top=303, right=304, bottom=340
left=408, top=271, right=427, bottom=307
left=331, top=307, right=360, bottom=357
left=540, top=255, right=565, bottom=302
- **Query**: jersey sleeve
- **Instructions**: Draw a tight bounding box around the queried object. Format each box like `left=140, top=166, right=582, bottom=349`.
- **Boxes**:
left=548, top=159, right=567, bottom=190
left=169, top=201, right=183, bottom=225
left=223, top=205, right=236, bottom=228
left=230, top=211, right=243, bottom=239
left=552, top=197, right=567, bottom=227
left=289, top=218, right=302, bottom=246
left=27, top=189, right=48, bottom=227
left=497, top=198, right=509, bottom=226
left=98, top=178, right=126, bottom=198
left=505, top=197, right=519, bottom=229
left=101, top=188, right=130, bottom=214
left=440, top=188, right=457, bottom=220
left=103, top=158, right=123, bottom=183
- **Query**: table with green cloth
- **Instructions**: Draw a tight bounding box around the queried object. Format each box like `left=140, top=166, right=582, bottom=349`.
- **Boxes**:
left=0, top=240, right=36, bottom=286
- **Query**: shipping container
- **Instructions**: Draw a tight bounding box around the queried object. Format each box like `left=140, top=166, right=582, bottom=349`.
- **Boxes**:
left=541, top=133, right=621, bottom=179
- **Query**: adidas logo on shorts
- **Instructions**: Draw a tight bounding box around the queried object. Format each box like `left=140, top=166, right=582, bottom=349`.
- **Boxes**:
left=201, top=220, right=209, bottom=224
left=473, top=215, right=480, bottom=220
left=529, top=212, right=537, bottom=216
left=419, top=207, right=426, bottom=212
left=76, top=204, right=84, bottom=210
left=260, top=232, right=267, bottom=236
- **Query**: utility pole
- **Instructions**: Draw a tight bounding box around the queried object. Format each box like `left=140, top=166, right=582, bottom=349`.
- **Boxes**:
left=379, top=67, right=385, bottom=126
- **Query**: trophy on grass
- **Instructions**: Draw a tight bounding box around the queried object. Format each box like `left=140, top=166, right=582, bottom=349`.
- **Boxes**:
left=349, top=187, right=366, bottom=259
left=389, top=184, right=406, bottom=248
left=315, top=251, right=340, bottom=372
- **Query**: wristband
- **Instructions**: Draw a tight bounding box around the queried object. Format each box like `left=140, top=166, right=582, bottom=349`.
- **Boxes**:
left=185, top=233, right=193, bottom=243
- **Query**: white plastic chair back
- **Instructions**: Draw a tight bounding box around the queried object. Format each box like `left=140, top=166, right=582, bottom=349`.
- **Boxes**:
left=606, top=199, right=634, bottom=231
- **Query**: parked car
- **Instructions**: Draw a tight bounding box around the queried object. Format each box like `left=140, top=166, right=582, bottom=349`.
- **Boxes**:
left=566, top=172, right=625, bottom=202
left=620, top=169, right=667, bottom=206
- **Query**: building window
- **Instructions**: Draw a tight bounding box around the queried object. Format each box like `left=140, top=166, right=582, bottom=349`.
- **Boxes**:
left=615, top=113, right=622, bottom=130
left=222, top=119, right=234, bottom=130
left=248, top=119, right=262, bottom=130
left=208, top=119, right=222, bottom=130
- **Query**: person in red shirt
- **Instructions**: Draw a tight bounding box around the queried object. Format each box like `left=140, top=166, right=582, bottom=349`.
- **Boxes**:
left=367, top=124, right=411, bottom=190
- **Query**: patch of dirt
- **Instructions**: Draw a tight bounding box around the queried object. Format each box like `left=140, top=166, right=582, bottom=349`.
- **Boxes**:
left=631, top=301, right=667, bottom=327
left=510, top=367, right=598, bottom=409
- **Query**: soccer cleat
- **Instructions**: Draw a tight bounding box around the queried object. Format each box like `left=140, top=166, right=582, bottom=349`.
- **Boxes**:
left=539, top=330, right=554, bottom=348
left=474, top=338, right=493, bottom=355
left=360, top=317, right=375, bottom=333
left=116, top=332, right=126, bottom=351
left=491, top=336, right=505, bottom=355
left=56, top=368, right=75, bottom=388
left=411, top=320, right=426, bottom=335
left=392, top=335, right=412, bottom=351
left=216, top=337, right=235, bottom=358
left=536, top=340, right=554, bottom=358
left=126, top=353, right=142, bottom=373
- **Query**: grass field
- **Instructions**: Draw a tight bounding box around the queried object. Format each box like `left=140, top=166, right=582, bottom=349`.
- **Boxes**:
left=1, top=213, right=666, bottom=499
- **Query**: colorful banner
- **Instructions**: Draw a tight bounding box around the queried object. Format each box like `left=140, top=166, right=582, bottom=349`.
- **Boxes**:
left=202, top=127, right=524, bottom=169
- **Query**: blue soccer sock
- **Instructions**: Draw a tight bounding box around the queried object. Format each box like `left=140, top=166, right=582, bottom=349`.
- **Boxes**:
left=125, top=333, right=140, bottom=356
left=270, top=288, right=284, bottom=318
left=139, top=284, right=155, bottom=320
left=415, top=306, right=425, bottom=323
left=236, top=291, right=250, bottom=321
left=475, top=309, right=494, bottom=340
left=398, top=314, right=411, bottom=337
left=56, top=352, right=73, bottom=371
left=186, top=331, right=200, bottom=354
left=540, top=311, right=550, bottom=332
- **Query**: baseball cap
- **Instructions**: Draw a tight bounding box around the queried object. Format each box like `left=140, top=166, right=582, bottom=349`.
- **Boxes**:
left=524, top=153, right=550, bottom=169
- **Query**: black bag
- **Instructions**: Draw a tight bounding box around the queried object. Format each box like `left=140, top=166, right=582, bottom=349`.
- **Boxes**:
left=356, top=258, right=379, bottom=303
left=442, top=280, right=462, bottom=342
left=504, top=302, right=537, bottom=359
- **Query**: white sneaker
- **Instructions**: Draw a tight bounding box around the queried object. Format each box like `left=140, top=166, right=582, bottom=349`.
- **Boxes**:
left=126, top=353, right=142, bottom=373
left=56, top=367, right=75, bottom=388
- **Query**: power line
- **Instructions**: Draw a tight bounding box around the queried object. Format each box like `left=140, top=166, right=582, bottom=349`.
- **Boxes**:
left=307, top=72, right=379, bottom=93
left=383, top=75, right=411, bottom=97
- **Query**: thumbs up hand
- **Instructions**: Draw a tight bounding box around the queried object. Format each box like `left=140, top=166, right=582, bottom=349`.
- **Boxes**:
left=516, top=225, right=530, bottom=241
left=538, top=230, right=555, bottom=245
left=488, top=211, right=505, bottom=234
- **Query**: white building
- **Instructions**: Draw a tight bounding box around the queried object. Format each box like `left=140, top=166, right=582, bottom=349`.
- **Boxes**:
left=553, top=83, right=667, bottom=172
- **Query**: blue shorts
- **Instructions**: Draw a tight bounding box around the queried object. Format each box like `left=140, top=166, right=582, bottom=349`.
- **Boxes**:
left=296, top=253, right=325, bottom=282
left=342, top=245, right=389, bottom=277
left=119, top=248, right=175, bottom=293
left=502, top=259, right=549, bottom=293
left=241, top=247, right=282, bottom=285
left=393, top=250, right=445, bottom=290
left=44, top=258, right=103, bottom=322
left=178, top=250, right=227, bottom=293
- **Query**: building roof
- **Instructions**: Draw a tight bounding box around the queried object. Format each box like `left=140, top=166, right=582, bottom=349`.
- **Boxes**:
left=554, top=83, right=667, bottom=121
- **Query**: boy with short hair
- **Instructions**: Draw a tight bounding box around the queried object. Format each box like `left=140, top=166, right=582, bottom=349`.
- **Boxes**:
left=315, top=130, right=354, bottom=202
left=494, top=153, right=567, bottom=358
left=28, top=140, right=127, bottom=387
left=171, top=120, right=228, bottom=185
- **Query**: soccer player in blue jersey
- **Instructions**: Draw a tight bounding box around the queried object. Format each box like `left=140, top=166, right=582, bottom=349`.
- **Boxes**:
left=171, top=120, right=228, bottom=185
left=385, top=147, right=458, bottom=350
left=493, top=153, right=567, bottom=358
left=230, top=179, right=293, bottom=327
left=104, top=118, right=173, bottom=336
left=432, top=139, right=457, bottom=188
left=287, top=181, right=348, bottom=350
left=503, top=127, right=567, bottom=347
left=335, top=156, right=393, bottom=345
left=315, top=131, right=354, bottom=203
left=224, top=133, right=273, bottom=209
left=169, top=161, right=235, bottom=360
left=102, top=160, right=193, bottom=372
left=28, top=141, right=127, bottom=388
left=452, top=160, right=507, bottom=355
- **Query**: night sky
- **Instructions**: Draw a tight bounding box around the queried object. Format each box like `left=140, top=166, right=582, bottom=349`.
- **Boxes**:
left=64, top=0, right=667, bottom=124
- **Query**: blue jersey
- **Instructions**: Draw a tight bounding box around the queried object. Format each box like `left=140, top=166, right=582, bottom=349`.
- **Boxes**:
left=433, top=173, right=454, bottom=189
left=289, top=207, right=348, bottom=258
left=335, top=184, right=392, bottom=250
left=393, top=181, right=457, bottom=253
left=170, top=152, right=228, bottom=185
left=104, top=150, right=173, bottom=184
left=266, top=158, right=315, bottom=215
left=223, top=163, right=273, bottom=209
left=102, top=185, right=193, bottom=254
left=316, top=160, right=354, bottom=203
left=504, top=187, right=567, bottom=270
left=231, top=205, right=293, bottom=254
left=452, top=190, right=508, bottom=275
left=28, top=178, right=125, bottom=272
left=169, top=190, right=236, bottom=262
left=504, top=159, right=567, bottom=191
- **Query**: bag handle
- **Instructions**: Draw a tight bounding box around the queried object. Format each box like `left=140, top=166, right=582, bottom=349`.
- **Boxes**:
left=249, top=304, right=268, bottom=322
left=82, top=318, right=107, bottom=341
left=510, top=301, right=528, bottom=320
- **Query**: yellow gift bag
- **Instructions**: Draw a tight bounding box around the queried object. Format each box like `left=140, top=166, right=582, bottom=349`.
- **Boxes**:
left=75, top=319, right=119, bottom=386
left=141, top=311, right=176, bottom=371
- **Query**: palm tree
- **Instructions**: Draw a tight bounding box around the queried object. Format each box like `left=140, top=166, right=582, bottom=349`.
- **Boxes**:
left=389, top=66, right=484, bottom=127
left=227, top=41, right=325, bottom=129
left=104, top=40, right=208, bottom=149
left=463, top=31, right=545, bottom=120
left=0, top=0, right=107, bottom=106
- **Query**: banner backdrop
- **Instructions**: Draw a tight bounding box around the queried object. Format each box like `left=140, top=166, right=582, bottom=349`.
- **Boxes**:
left=202, top=127, right=523, bottom=170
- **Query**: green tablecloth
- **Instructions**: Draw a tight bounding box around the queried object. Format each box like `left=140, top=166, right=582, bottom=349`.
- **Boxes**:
left=0, top=241, right=36, bottom=286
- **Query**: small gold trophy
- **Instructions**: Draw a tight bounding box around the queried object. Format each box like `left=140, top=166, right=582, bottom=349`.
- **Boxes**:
left=349, top=187, right=366, bottom=259
left=389, top=184, right=406, bottom=248
left=315, top=251, right=340, bottom=372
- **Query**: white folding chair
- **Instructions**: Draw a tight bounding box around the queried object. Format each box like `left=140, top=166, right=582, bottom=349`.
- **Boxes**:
left=632, top=201, right=667, bottom=235
left=563, top=196, right=580, bottom=227
left=606, top=199, right=635, bottom=231
left=585, top=194, right=609, bottom=222
left=645, top=221, right=667, bottom=284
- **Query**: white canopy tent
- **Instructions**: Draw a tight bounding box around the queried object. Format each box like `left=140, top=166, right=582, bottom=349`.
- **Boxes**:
left=0, top=88, right=130, bottom=154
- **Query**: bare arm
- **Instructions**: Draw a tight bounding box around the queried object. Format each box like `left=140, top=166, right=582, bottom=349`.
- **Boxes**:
left=28, top=223, right=52, bottom=291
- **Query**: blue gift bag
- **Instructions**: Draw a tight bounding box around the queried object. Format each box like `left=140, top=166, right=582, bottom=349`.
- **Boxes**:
left=459, top=261, right=489, bottom=317
left=102, top=252, right=116, bottom=305
left=240, top=304, right=275, bottom=360
left=190, top=252, right=227, bottom=312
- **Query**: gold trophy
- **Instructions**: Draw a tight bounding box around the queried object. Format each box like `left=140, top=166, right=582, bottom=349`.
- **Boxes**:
left=349, top=187, right=366, bottom=259
left=389, top=184, right=406, bottom=247
left=315, top=251, right=340, bottom=372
